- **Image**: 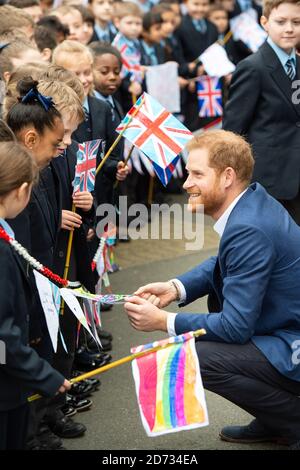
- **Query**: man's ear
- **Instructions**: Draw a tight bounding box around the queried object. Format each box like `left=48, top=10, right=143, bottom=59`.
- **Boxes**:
left=114, top=18, right=120, bottom=30
left=260, top=15, right=269, bottom=33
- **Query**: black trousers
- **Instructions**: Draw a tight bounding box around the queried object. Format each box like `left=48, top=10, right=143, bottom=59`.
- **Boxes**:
left=278, top=192, right=300, bottom=225
left=0, top=403, right=29, bottom=450
left=196, top=341, right=300, bottom=443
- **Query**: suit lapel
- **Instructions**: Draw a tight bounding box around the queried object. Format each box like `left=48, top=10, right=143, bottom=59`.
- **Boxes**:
left=261, top=42, right=300, bottom=118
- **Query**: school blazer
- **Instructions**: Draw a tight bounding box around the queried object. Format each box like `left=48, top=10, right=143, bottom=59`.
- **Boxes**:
left=223, top=41, right=300, bottom=199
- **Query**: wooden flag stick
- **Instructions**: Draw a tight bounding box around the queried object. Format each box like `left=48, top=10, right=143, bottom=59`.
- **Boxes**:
left=96, top=97, right=144, bottom=177
left=60, top=201, right=76, bottom=313
left=28, top=329, right=206, bottom=402
left=113, top=144, right=135, bottom=189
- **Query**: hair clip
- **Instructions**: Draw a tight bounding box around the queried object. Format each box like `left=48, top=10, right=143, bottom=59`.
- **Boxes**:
left=21, top=88, right=54, bottom=111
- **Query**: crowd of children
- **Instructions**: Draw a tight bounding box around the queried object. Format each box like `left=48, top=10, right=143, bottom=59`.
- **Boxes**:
left=0, top=0, right=300, bottom=451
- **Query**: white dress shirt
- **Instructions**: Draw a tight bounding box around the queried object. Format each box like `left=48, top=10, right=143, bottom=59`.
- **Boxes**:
left=167, top=189, right=248, bottom=336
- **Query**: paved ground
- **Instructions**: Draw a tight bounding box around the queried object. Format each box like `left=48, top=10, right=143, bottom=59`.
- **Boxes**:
left=64, top=196, right=283, bottom=451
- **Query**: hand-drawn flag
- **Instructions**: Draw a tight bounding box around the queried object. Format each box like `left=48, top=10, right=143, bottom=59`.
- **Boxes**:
left=131, top=331, right=209, bottom=436
left=112, top=33, right=143, bottom=83
left=72, top=139, right=102, bottom=194
left=116, top=92, right=193, bottom=186
left=197, top=76, right=223, bottom=118
left=230, top=11, right=267, bottom=52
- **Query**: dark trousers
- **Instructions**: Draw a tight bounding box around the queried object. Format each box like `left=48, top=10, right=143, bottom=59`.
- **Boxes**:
left=196, top=341, right=300, bottom=443
left=278, top=192, right=300, bottom=226
left=0, top=403, right=29, bottom=450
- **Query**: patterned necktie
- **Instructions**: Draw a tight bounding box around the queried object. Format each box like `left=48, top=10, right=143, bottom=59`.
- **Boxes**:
left=286, top=58, right=296, bottom=80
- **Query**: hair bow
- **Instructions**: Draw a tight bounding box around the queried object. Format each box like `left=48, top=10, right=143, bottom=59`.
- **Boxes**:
left=21, top=88, right=54, bottom=111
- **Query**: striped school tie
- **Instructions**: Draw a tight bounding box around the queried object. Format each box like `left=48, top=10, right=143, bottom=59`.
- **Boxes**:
left=286, top=58, right=296, bottom=80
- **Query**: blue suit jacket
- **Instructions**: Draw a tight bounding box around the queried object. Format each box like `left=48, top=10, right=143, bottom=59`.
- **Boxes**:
left=176, top=183, right=300, bottom=381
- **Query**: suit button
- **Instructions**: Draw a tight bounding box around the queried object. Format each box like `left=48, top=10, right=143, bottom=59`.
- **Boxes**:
left=296, top=122, right=300, bottom=127
left=59, top=251, right=64, bottom=258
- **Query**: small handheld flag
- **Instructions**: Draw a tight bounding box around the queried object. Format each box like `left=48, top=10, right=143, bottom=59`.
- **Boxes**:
left=116, top=93, right=193, bottom=186
left=112, top=33, right=143, bottom=83
left=131, top=331, right=209, bottom=436
left=197, top=76, right=223, bottom=118
left=72, top=139, right=102, bottom=193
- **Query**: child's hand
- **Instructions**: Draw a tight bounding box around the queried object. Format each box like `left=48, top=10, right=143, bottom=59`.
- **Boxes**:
left=188, top=62, right=197, bottom=73
left=224, top=73, right=232, bottom=85
left=188, top=80, right=196, bottom=93
left=129, top=81, right=142, bottom=97
left=61, top=210, right=82, bottom=230
left=116, top=161, right=129, bottom=181
left=178, top=76, right=189, bottom=88
left=72, top=191, right=93, bottom=212
left=196, top=64, right=205, bottom=76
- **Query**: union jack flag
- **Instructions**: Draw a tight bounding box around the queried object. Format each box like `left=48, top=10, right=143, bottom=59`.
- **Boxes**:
left=72, top=139, right=102, bottom=194
left=116, top=93, right=193, bottom=186
left=112, top=33, right=143, bottom=83
left=197, top=76, right=223, bottom=118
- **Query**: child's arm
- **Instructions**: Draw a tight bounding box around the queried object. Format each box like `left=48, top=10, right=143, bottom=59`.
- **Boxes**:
left=223, top=59, right=261, bottom=136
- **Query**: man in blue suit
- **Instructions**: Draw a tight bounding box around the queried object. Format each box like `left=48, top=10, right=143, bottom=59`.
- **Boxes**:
left=124, top=130, right=300, bottom=449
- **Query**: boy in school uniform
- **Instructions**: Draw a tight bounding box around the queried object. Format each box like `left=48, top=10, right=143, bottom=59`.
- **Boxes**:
left=140, top=10, right=166, bottom=66
left=88, top=0, right=117, bottom=43
left=112, top=1, right=144, bottom=111
left=175, top=0, right=219, bottom=130
left=52, top=40, right=127, bottom=209
left=208, top=3, right=252, bottom=64
left=223, top=0, right=300, bottom=224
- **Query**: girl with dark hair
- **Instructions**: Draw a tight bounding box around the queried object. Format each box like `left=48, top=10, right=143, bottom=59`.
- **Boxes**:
left=4, top=77, right=70, bottom=450
left=0, top=141, right=70, bottom=450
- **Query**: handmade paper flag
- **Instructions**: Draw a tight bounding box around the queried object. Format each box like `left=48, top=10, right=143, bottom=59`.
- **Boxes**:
left=197, top=76, right=223, bottom=118
left=199, top=43, right=235, bottom=77
left=33, top=270, right=59, bottom=352
left=131, top=332, right=209, bottom=436
left=145, top=62, right=180, bottom=113
left=72, top=139, right=102, bottom=194
left=112, top=33, right=143, bottom=83
left=230, top=11, right=267, bottom=52
left=116, top=93, right=193, bottom=186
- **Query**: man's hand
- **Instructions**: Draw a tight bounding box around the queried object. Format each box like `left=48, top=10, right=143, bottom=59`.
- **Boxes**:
left=134, top=281, right=177, bottom=308
left=61, top=210, right=82, bottom=230
left=116, top=161, right=129, bottom=181
left=124, top=296, right=168, bottom=332
left=73, top=191, right=93, bottom=212
left=86, top=228, right=95, bottom=241
left=58, top=379, right=71, bottom=394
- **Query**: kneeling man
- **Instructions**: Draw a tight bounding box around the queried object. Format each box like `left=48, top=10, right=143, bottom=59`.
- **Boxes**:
left=124, top=130, right=300, bottom=449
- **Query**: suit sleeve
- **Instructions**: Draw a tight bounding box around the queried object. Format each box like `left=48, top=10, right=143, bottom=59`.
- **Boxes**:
left=176, top=256, right=218, bottom=305
left=223, top=59, right=261, bottom=136
left=175, top=225, right=276, bottom=343
left=0, top=246, right=65, bottom=396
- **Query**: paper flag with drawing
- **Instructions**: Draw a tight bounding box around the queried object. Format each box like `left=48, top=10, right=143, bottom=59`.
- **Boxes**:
left=131, top=332, right=209, bottom=436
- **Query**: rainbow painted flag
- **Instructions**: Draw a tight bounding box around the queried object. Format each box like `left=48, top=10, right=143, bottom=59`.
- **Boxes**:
left=131, top=332, right=209, bottom=436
